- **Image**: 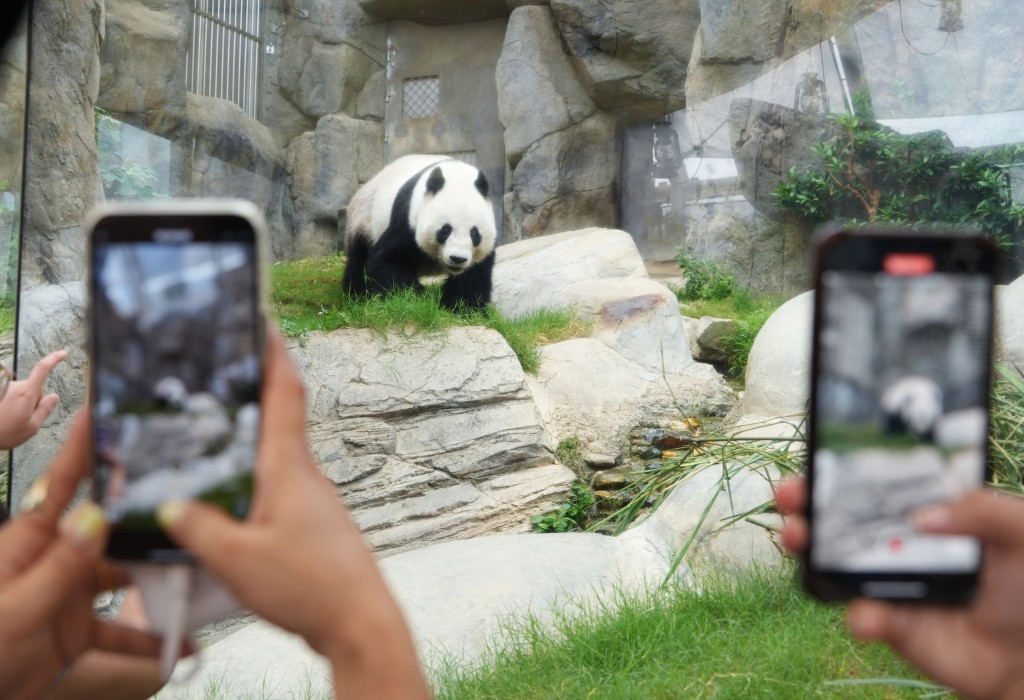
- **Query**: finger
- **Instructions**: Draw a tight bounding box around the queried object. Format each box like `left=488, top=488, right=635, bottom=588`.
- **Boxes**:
left=847, top=598, right=898, bottom=641
left=26, top=350, right=68, bottom=389
left=26, top=412, right=91, bottom=522
left=260, top=326, right=309, bottom=449
left=910, top=489, right=1024, bottom=548
left=27, top=393, right=60, bottom=432
left=156, top=500, right=255, bottom=588
left=2, top=503, right=107, bottom=620
left=780, top=517, right=808, bottom=554
left=773, top=478, right=806, bottom=515
left=91, top=620, right=165, bottom=658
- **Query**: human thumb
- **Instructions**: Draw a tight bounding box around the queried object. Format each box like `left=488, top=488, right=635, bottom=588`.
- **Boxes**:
left=156, top=500, right=251, bottom=583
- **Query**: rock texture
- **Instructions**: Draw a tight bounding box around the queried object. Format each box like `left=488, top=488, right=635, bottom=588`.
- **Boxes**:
left=741, top=291, right=813, bottom=418
left=497, top=7, right=619, bottom=240
left=996, top=276, right=1024, bottom=368
left=549, top=0, right=700, bottom=119
left=291, top=327, right=575, bottom=553
left=495, top=229, right=734, bottom=459
left=168, top=418, right=786, bottom=697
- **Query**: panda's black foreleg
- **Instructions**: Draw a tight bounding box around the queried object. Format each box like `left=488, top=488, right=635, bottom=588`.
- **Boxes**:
left=363, top=247, right=424, bottom=296
left=441, top=250, right=495, bottom=311
left=342, top=234, right=373, bottom=297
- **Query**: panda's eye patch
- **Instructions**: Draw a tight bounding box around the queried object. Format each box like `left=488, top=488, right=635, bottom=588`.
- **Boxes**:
left=470, top=227, right=481, bottom=247
left=436, top=224, right=453, bottom=244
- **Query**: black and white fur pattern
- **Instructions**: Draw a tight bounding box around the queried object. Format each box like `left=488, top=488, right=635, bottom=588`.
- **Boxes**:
left=342, top=155, right=497, bottom=310
left=880, top=375, right=944, bottom=441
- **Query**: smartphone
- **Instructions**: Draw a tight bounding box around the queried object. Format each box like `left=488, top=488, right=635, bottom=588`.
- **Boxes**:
left=804, top=225, right=996, bottom=603
left=86, top=200, right=265, bottom=562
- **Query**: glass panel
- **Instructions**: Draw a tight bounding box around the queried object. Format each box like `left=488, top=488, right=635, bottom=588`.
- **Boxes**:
left=0, top=8, right=26, bottom=506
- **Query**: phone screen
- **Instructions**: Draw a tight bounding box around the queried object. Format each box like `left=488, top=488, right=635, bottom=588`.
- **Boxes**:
left=808, top=231, right=994, bottom=601
left=89, top=210, right=262, bottom=561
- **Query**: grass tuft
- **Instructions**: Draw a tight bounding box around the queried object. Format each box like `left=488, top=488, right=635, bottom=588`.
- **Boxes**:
left=432, top=564, right=933, bottom=699
left=270, top=255, right=590, bottom=374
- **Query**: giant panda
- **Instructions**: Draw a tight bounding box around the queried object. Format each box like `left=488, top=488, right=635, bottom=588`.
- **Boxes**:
left=342, top=154, right=497, bottom=310
left=880, top=375, right=944, bottom=441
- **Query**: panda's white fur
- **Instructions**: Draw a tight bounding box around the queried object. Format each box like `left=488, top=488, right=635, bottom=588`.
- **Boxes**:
left=342, top=155, right=497, bottom=309
left=880, top=375, right=944, bottom=439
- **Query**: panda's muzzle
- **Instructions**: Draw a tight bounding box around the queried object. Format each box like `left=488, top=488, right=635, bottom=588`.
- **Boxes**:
left=445, top=254, right=470, bottom=273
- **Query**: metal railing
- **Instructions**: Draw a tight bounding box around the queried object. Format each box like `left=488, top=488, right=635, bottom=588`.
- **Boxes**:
left=185, top=0, right=264, bottom=121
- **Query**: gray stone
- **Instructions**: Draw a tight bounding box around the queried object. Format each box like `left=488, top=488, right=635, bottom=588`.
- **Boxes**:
left=549, top=0, right=699, bottom=118
left=698, top=0, right=788, bottom=64
left=533, top=337, right=730, bottom=459
left=286, top=114, right=383, bottom=258
left=678, top=198, right=812, bottom=298
left=97, top=0, right=190, bottom=127
left=21, top=0, right=103, bottom=287
left=496, top=6, right=596, bottom=164
left=996, top=276, right=1024, bottom=367
left=728, top=98, right=842, bottom=221
left=290, top=327, right=575, bottom=554
left=169, top=418, right=785, bottom=698
left=688, top=316, right=737, bottom=364
left=0, top=25, right=27, bottom=189
left=742, top=291, right=813, bottom=418
left=279, top=37, right=381, bottom=120
left=505, top=112, right=619, bottom=240
left=492, top=228, right=648, bottom=319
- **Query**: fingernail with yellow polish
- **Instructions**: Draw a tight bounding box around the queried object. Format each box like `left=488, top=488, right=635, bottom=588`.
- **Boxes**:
left=20, top=474, right=50, bottom=512
left=157, top=501, right=187, bottom=529
left=61, top=503, right=106, bottom=546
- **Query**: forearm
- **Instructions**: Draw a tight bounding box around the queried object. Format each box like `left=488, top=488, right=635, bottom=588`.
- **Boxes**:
left=324, top=603, right=431, bottom=700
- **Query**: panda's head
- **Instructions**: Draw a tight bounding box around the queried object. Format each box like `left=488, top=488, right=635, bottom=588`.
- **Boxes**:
left=413, top=161, right=497, bottom=275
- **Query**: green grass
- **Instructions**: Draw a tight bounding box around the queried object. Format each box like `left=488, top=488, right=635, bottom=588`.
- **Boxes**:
left=270, top=255, right=591, bottom=374
left=678, top=288, right=789, bottom=379
left=433, top=564, right=939, bottom=700
left=990, top=362, right=1024, bottom=494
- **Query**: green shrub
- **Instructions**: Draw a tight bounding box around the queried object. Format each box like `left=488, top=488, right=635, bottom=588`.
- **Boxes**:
left=531, top=479, right=595, bottom=533
left=674, top=250, right=737, bottom=302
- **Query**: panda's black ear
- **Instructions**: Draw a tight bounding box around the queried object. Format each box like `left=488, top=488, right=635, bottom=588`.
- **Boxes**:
left=475, top=171, right=489, bottom=198
left=426, top=167, right=446, bottom=195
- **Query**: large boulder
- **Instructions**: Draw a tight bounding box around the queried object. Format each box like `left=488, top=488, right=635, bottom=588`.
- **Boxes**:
left=698, top=0, right=787, bottom=64
left=996, top=275, right=1024, bottom=367
left=494, top=229, right=734, bottom=460
left=286, top=113, right=384, bottom=258
left=728, top=98, right=842, bottom=221
left=97, top=0, right=190, bottom=128
left=169, top=422, right=784, bottom=697
left=276, top=0, right=386, bottom=121
left=290, top=327, right=575, bottom=553
left=21, top=0, right=103, bottom=287
left=549, top=0, right=700, bottom=118
left=496, top=6, right=597, bottom=165
left=504, top=112, right=620, bottom=240
left=742, top=291, right=813, bottom=418
left=492, top=228, right=647, bottom=317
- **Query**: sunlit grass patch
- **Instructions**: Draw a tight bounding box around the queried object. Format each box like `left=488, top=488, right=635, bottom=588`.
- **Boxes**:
left=432, top=565, right=935, bottom=700
left=270, top=255, right=591, bottom=373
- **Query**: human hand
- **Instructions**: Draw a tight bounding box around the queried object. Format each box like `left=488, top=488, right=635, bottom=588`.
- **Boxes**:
left=0, top=416, right=163, bottom=699
left=45, top=588, right=165, bottom=700
left=156, top=328, right=430, bottom=699
left=777, top=479, right=1024, bottom=700
left=0, top=349, right=67, bottom=450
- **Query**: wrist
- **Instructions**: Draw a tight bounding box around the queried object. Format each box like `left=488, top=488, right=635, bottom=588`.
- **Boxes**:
left=319, top=598, right=430, bottom=699
left=995, top=663, right=1024, bottom=700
